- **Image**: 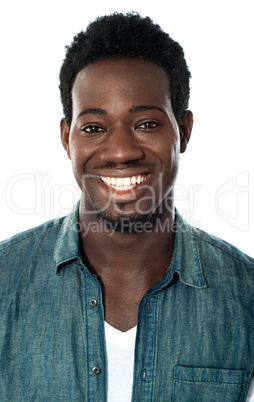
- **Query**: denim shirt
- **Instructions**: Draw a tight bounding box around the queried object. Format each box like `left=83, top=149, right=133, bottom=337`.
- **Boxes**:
left=0, top=201, right=253, bottom=401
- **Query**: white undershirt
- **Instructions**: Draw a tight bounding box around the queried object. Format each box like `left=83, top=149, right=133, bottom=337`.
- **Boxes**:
left=104, top=322, right=254, bottom=401
left=247, top=377, right=254, bottom=401
left=105, top=322, right=136, bottom=402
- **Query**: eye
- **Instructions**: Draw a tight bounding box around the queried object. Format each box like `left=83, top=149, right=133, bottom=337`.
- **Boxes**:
left=81, top=125, right=105, bottom=134
left=137, top=121, right=159, bottom=130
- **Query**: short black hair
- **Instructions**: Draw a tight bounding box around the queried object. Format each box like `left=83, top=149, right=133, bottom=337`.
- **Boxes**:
left=59, top=12, right=191, bottom=127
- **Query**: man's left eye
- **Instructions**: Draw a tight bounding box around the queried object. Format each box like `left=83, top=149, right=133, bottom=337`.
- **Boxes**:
left=138, top=122, right=158, bottom=130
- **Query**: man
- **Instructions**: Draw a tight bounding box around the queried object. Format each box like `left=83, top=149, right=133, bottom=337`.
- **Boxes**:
left=0, top=12, right=253, bottom=401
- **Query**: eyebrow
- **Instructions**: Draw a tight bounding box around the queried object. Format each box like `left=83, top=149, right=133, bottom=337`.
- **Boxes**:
left=76, top=105, right=166, bottom=120
left=77, top=108, right=107, bottom=120
left=129, top=105, right=166, bottom=115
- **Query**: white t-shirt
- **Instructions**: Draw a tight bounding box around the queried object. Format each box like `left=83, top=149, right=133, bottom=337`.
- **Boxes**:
left=247, top=377, right=254, bottom=401
left=105, top=322, right=136, bottom=402
left=105, top=322, right=254, bottom=401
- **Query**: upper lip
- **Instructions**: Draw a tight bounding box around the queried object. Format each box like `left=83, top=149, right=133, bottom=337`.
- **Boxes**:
left=95, top=169, right=151, bottom=178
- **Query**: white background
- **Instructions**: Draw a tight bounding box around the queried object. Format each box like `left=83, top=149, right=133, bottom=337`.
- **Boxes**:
left=0, top=0, right=253, bottom=257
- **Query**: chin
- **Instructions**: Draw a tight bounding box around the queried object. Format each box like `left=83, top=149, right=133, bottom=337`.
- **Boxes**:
left=96, top=211, right=155, bottom=234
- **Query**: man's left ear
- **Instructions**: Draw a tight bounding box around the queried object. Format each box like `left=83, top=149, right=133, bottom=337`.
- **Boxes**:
left=179, top=110, right=193, bottom=153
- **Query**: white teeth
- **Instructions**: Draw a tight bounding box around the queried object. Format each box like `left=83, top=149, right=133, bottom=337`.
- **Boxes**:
left=102, top=177, right=111, bottom=185
left=100, top=174, right=148, bottom=189
left=123, top=177, right=131, bottom=186
left=116, top=178, right=123, bottom=186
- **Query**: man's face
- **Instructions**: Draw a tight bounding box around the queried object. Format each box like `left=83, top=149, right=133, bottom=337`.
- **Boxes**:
left=61, top=58, right=192, bottom=228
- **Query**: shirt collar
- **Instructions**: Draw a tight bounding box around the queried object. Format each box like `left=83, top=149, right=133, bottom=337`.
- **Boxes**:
left=54, top=201, right=81, bottom=274
left=153, top=209, right=207, bottom=291
left=54, top=202, right=207, bottom=289
left=174, top=210, right=207, bottom=288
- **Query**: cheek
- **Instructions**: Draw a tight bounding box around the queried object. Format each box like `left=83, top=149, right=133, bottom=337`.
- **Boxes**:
left=69, top=140, right=101, bottom=191
left=68, top=145, right=86, bottom=188
left=169, top=140, right=181, bottom=168
left=156, top=135, right=181, bottom=173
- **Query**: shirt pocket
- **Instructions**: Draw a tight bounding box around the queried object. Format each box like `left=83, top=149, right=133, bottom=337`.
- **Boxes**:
left=172, top=365, right=249, bottom=402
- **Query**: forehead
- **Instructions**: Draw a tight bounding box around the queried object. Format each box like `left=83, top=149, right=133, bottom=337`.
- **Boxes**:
left=71, top=58, right=171, bottom=108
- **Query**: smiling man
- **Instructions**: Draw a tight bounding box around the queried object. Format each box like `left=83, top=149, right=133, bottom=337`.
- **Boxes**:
left=0, top=12, right=254, bottom=402
left=62, top=58, right=184, bottom=238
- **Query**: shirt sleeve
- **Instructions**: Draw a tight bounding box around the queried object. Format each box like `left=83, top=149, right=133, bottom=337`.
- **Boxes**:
left=246, top=377, right=254, bottom=401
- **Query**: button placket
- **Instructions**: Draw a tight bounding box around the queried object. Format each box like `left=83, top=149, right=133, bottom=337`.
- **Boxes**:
left=84, top=274, right=107, bottom=400
left=132, top=294, right=159, bottom=401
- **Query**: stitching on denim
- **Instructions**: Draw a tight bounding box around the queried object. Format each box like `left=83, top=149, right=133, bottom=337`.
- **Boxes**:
left=95, top=280, right=106, bottom=400
left=151, top=292, right=159, bottom=400
left=175, top=377, right=246, bottom=385
left=192, top=231, right=207, bottom=283
left=176, top=270, right=207, bottom=289
left=178, top=278, right=205, bottom=288
left=84, top=274, right=90, bottom=400
left=175, top=224, right=208, bottom=289
left=55, top=255, right=79, bottom=266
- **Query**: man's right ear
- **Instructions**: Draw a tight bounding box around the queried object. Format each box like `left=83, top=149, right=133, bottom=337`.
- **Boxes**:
left=60, top=118, right=71, bottom=160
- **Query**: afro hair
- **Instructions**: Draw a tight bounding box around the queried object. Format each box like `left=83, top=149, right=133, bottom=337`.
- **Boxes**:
left=59, top=12, right=191, bottom=127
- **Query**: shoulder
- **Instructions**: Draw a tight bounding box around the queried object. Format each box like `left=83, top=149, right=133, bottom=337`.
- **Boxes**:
left=0, top=217, right=68, bottom=298
left=0, top=217, right=65, bottom=255
left=176, top=210, right=253, bottom=270
left=192, top=226, right=254, bottom=279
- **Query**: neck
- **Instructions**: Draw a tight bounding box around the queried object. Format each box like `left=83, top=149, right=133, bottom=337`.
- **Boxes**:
left=79, top=203, right=176, bottom=282
left=79, top=201, right=176, bottom=332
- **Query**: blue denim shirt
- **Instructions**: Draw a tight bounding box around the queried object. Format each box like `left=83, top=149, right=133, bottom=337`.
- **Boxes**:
left=0, top=201, right=253, bottom=401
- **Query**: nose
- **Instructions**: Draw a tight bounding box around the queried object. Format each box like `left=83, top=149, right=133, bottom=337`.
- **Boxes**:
left=100, top=127, right=145, bottom=164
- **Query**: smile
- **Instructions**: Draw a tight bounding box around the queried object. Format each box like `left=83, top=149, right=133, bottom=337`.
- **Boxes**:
left=100, top=174, right=149, bottom=190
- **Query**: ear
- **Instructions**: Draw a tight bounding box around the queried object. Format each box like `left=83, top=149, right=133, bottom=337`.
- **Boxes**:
left=60, top=118, right=71, bottom=159
left=179, top=110, right=193, bottom=153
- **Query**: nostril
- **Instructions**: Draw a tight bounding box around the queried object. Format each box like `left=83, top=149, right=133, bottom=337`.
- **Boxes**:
left=100, top=141, right=145, bottom=164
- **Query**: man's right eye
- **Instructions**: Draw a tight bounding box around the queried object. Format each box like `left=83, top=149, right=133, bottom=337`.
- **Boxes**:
left=81, top=125, right=105, bottom=133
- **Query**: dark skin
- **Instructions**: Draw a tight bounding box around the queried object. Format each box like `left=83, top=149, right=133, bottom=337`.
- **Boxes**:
left=61, top=59, right=193, bottom=332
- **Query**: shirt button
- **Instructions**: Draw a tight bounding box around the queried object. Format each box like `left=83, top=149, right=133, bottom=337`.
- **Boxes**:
left=89, top=298, right=98, bottom=307
left=92, top=366, right=101, bottom=375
